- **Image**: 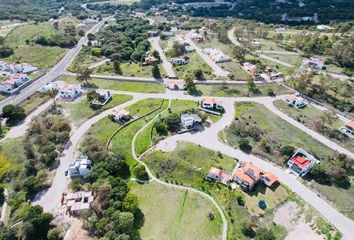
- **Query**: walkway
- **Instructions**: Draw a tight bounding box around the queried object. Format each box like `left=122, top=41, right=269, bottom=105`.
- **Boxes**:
left=149, top=36, right=177, bottom=79
left=185, top=30, right=229, bottom=77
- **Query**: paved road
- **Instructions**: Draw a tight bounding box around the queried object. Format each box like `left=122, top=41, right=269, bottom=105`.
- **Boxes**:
left=228, top=28, right=294, bottom=68
left=149, top=36, right=176, bottom=79
left=0, top=16, right=113, bottom=112
left=256, top=50, right=300, bottom=56
left=185, top=30, right=229, bottom=77
left=33, top=96, right=144, bottom=212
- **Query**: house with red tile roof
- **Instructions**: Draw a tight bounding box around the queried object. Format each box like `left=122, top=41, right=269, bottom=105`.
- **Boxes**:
left=201, top=98, right=223, bottom=111
left=262, top=172, right=278, bottom=187
left=207, top=167, right=232, bottom=186
left=285, top=148, right=319, bottom=177
left=0, top=74, right=30, bottom=94
left=233, top=162, right=263, bottom=191
left=112, top=108, right=130, bottom=122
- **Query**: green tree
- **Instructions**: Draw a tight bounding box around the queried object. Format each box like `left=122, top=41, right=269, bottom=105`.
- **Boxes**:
left=133, top=165, right=149, bottom=180
left=152, top=64, right=161, bottom=78
left=238, top=138, right=252, bottom=153
left=184, top=72, right=196, bottom=92
left=194, top=69, right=204, bottom=80
left=113, top=60, right=122, bottom=75
left=123, top=193, right=139, bottom=214
left=2, top=104, right=26, bottom=126
left=255, top=228, right=276, bottom=240
left=77, top=67, right=93, bottom=85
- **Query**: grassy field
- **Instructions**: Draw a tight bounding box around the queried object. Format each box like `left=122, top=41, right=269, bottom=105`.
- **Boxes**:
left=19, top=93, right=49, bottom=114
left=196, top=83, right=291, bottom=97
left=129, top=181, right=222, bottom=240
left=274, top=100, right=353, bottom=150
left=0, top=138, right=26, bottom=177
left=1, top=22, right=68, bottom=70
left=59, top=75, right=165, bottom=93
left=222, top=102, right=336, bottom=164
left=62, top=94, right=133, bottom=126
left=92, top=61, right=168, bottom=78
left=265, top=53, right=303, bottom=67
left=172, top=52, right=214, bottom=79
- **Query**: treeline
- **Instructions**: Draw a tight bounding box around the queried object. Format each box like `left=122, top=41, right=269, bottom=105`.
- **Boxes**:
left=35, top=25, right=78, bottom=48
left=86, top=2, right=129, bottom=13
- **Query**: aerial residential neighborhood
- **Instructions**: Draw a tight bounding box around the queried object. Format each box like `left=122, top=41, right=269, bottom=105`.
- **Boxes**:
left=0, top=1, right=353, bottom=240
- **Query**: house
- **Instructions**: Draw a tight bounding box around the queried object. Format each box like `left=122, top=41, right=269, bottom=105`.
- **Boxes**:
left=112, top=108, right=130, bottom=122
left=302, top=57, right=324, bottom=70
left=22, top=64, right=38, bottom=74
left=83, top=18, right=99, bottom=24
left=90, top=40, right=101, bottom=47
left=0, top=74, right=30, bottom=94
left=145, top=55, right=159, bottom=65
left=147, top=31, right=159, bottom=37
left=185, top=45, right=194, bottom=53
left=285, top=94, right=308, bottom=109
left=38, top=82, right=59, bottom=94
left=91, top=90, right=112, bottom=106
left=270, top=72, right=283, bottom=80
left=171, top=57, right=188, bottom=65
left=181, top=113, right=202, bottom=129
left=203, top=48, right=231, bottom=63
left=316, top=25, right=333, bottom=31
left=191, top=33, right=204, bottom=43
left=251, top=40, right=261, bottom=49
left=63, top=191, right=94, bottom=215
left=65, top=157, right=92, bottom=178
left=262, top=172, right=278, bottom=187
left=339, top=120, right=354, bottom=139
left=243, top=62, right=258, bottom=75
left=285, top=148, right=319, bottom=176
left=275, top=27, right=285, bottom=33
left=60, top=85, right=81, bottom=100
left=165, top=80, right=185, bottom=90
left=201, top=98, right=223, bottom=110
left=207, top=167, right=232, bottom=185
left=76, top=23, right=86, bottom=30
left=233, top=162, right=263, bottom=191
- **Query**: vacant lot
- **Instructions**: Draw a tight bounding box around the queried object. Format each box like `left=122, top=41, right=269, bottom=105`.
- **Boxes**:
left=172, top=52, right=214, bottom=79
left=19, top=93, right=49, bottom=114
left=197, top=83, right=291, bottom=97
left=130, top=181, right=222, bottom=240
left=59, top=75, right=165, bottom=93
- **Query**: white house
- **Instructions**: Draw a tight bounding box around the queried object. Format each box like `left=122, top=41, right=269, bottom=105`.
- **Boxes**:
left=201, top=98, right=223, bottom=110
left=91, top=90, right=112, bottom=106
left=0, top=74, right=30, bottom=94
left=65, top=157, right=92, bottom=178
left=171, top=57, right=188, bottom=65
left=203, top=48, right=231, bottom=63
left=181, top=113, right=202, bottom=129
left=275, top=27, right=285, bottom=33
left=285, top=94, right=308, bottom=109
left=303, top=57, right=324, bottom=70
left=76, top=23, right=86, bottom=30
left=90, top=40, right=101, bottom=47
left=60, top=85, right=81, bottom=100
left=22, top=64, right=38, bottom=74
left=316, top=25, right=333, bottom=31
left=38, top=82, right=59, bottom=94
left=285, top=148, right=319, bottom=177
left=112, top=108, right=130, bottom=122
left=339, top=120, right=354, bottom=139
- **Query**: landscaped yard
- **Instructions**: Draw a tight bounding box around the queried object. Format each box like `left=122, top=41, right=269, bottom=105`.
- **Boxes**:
left=129, top=181, right=222, bottom=240
left=62, top=94, right=133, bottom=126
left=59, top=75, right=165, bottom=93
left=196, top=83, right=291, bottom=97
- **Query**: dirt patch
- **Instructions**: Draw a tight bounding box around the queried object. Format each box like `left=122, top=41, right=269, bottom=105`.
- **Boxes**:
left=273, top=201, right=323, bottom=240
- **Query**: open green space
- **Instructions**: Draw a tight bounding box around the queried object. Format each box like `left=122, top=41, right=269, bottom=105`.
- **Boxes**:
left=0, top=138, right=26, bottom=179
left=129, top=181, right=222, bottom=240
left=274, top=100, right=353, bottom=151
left=172, top=52, right=214, bottom=79
left=265, top=53, right=303, bottom=67
left=59, top=75, right=165, bottom=93
left=19, top=92, right=49, bottom=114
left=196, top=83, right=291, bottom=97
left=62, top=94, right=133, bottom=126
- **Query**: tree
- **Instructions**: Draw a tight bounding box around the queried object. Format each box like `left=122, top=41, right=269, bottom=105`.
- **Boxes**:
left=233, top=46, right=246, bottom=63
left=0, top=225, right=16, bottom=240
left=123, top=193, right=139, bottom=214
left=77, top=67, right=93, bottom=85
left=152, top=64, right=161, bottom=78
left=117, top=212, right=134, bottom=233
left=0, top=45, right=14, bottom=58
left=184, top=72, right=196, bottom=92
left=133, top=165, right=149, bottom=180
left=113, top=60, right=122, bottom=75
left=2, top=104, right=26, bottom=126
left=152, top=50, right=161, bottom=61
left=194, top=69, right=204, bottom=80
left=255, top=228, right=276, bottom=240
left=87, top=33, right=95, bottom=41
left=46, top=89, right=59, bottom=112
left=238, top=138, right=252, bottom=153
left=47, top=227, right=62, bottom=240
left=280, top=145, right=295, bottom=158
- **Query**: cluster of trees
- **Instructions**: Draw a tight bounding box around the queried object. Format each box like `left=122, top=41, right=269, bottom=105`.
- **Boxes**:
left=294, top=33, right=332, bottom=55
left=330, top=35, right=354, bottom=69
left=80, top=137, right=144, bottom=239
left=86, top=2, right=129, bottom=13
left=36, top=25, right=78, bottom=48
left=94, top=14, right=153, bottom=63
left=0, top=36, right=14, bottom=58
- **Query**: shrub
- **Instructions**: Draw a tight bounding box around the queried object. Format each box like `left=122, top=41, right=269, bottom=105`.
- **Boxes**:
left=133, top=165, right=149, bottom=181
left=280, top=145, right=295, bottom=157
left=255, top=228, right=276, bottom=240
left=238, top=138, right=252, bottom=153
left=2, top=105, right=26, bottom=126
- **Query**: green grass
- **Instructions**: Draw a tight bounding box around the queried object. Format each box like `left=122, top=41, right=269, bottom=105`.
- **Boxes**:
left=19, top=93, right=49, bottom=114
left=0, top=138, right=26, bottom=177
left=265, top=53, right=302, bottom=67
left=196, top=83, right=291, bottom=97
left=274, top=100, right=353, bottom=151
left=59, top=75, right=165, bottom=93
left=172, top=52, right=214, bottom=79
left=62, top=94, right=133, bottom=126
left=220, top=61, right=249, bottom=79
left=222, top=102, right=336, bottom=164
left=129, top=181, right=222, bottom=240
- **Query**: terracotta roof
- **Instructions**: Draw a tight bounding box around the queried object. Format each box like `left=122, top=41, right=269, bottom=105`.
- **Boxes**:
left=290, top=156, right=312, bottom=168
left=202, top=97, right=220, bottom=105
left=345, top=120, right=354, bottom=130
left=262, top=172, right=278, bottom=186
left=240, top=163, right=263, bottom=178
left=113, top=108, right=129, bottom=116
left=286, top=94, right=297, bottom=100
left=234, top=171, right=255, bottom=185
left=208, top=167, right=221, bottom=177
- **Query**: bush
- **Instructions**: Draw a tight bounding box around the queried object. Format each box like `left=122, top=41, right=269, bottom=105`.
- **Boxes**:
left=238, top=138, right=252, bottom=153
left=2, top=105, right=26, bottom=126
left=255, top=228, right=276, bottom=240
left=155, top=121, right=168, bottom=136
left=236, top=194, right=245, bottom=206
left=280, top=145, right=295, bottom=157
left=133, top=165, right=149, bottom=181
